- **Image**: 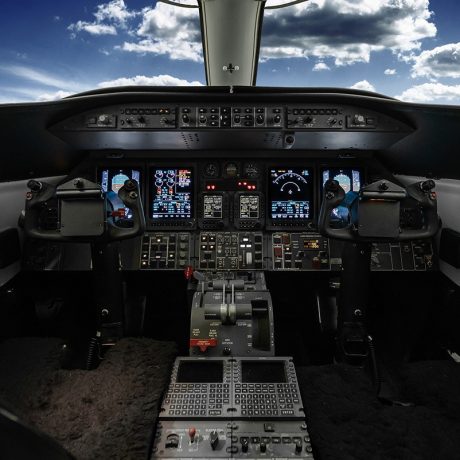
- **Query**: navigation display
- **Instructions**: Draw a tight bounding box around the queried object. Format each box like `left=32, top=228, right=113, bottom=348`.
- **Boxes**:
left=269, top=168, right=313, bottom=220
left=151, top=168, right=193, bottom=219
left=322, top=168, right=362, bottom=226
left=203, top=194, right=223, bottom=219
left=100, top=168, right=141, bottom=220
left=240, top=195, right=260, bottom=219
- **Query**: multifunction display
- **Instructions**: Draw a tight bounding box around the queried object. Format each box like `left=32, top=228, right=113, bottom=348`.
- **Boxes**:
left=203, top=194, right=223, bottom=219
left=100, top=168, right=141, bottom=220
left=269, top=168, right=313, bottom=220
left=151, top=168, right=193, bottom=219
left=239, top=194, right=260, bottom=219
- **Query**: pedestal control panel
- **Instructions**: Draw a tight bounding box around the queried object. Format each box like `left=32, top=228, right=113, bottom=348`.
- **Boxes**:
left=152, top=357, right=313, bottom=459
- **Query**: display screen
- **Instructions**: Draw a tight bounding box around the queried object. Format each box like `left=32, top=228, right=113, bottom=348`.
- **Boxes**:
left=322, top=168, right=361, bottom=194
left=240, top=195, right=260, bottom=219
left=241, top=361, right=287, bottom=383
left=322, top=168, right=362, bottom=226
left=269, top=168, right=313, bottom=220
left=151, top=168, right=193, bottom=219
left=177, top=361, right=223, bottom=383
left=100, top=168, right=141, bottom=220
left=203, top=194, right=223, bottom=219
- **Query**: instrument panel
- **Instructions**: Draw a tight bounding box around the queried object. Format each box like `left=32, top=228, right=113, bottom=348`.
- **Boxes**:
left=23, top=159, right=436, bottom=273
left=95, top=161, right=368, bottom=232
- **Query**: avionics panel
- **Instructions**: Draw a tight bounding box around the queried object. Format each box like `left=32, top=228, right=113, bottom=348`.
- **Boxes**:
left=234, top=192, right=265, bottom=230
left=160, top=357, right=304, bottom=420
left=321, top=167, right=362, bottom=228
left=267, top=167, right=314, bottom=229
left=99, top=168, right=141, bottom=223
left=197, top=192, right=229, bottom=230
left=149, top=166, right=195, bottom=229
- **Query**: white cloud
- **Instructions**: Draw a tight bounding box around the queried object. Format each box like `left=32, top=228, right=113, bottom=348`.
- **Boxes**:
left=118, top=37, right=202, bottom=62
left=68, top=1, right=203, bottom=61
left=69, top=21, right=117, bottom=36
left=313, top=62, right=330, bottom=71
left=36, top=90, right=73, bottom=102
left=68, top=0, right=137, bottom=37
left=98, top=74, right=203, bottom=87
left=396, top=83, right=460, bottom=103
left=94, top=0, right=137, bottom=27
left=0, top=63, right=202, bottom=104
left=0, top=65, right=82, bottom=91
left=120, top=2, right=202, bottom=62
left=384, top=68, right=396, bottom=75
left=259, top=47, right=305, bottom=61
left=411, top=42, right=460, bottom=79
left=261, top=0, right=436, bottom=65
left=350, top=80, right=376, bottom=92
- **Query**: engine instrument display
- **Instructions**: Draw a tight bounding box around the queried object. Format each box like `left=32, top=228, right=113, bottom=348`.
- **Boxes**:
left=203, top=194, right=223, bottom=219
left=151, top=168, right=193, bottom=219
left=239, top=194, right=260, bottom=219
left=100, top=168, right=141, bottom=220
left=269, top=168, right=313, bottom=220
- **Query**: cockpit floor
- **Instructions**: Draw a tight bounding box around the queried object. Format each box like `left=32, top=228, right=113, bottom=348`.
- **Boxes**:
left=0, top=337, right=177, bottom=460
left=297, top=360, right=460, bottom=460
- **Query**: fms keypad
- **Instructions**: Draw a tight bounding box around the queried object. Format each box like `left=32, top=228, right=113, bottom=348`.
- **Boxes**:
left=161, top=358, right=233, bottom=419
left=232, top=358, right=304, bottom=418
left=160, top=357, right=304, bottom=420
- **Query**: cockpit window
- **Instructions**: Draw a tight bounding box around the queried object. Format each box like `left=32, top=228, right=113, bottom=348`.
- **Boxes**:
left=259, top=0, right=460, bottom=104
left=0, top=0, right=204, bottom=103
left=1, top=0, right=459, bottom=104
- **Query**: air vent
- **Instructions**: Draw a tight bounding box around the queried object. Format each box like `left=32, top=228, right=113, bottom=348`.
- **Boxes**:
left=181, top=133, right=200, bottom=149
left=263, top=133, right=283, bottom=147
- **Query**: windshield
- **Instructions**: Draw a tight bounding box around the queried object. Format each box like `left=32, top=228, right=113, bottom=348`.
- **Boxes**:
left=1, top=0, right=459, bottom=104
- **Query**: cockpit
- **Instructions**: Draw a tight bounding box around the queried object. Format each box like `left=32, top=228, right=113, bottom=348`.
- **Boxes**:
left=1, top=1, right=460, bottom=459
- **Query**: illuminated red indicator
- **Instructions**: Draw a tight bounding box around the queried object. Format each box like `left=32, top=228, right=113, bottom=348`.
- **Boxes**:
left=184, top=265, right=194, bottom=280
left=190, top=338, right=217, bottom=352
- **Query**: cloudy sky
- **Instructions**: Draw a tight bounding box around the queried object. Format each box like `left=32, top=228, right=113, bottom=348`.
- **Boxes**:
left=1, top=0, right=460, bottom=104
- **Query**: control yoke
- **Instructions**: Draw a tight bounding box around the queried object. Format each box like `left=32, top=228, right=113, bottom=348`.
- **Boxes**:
left=24, top=177, right=145, bottom=242
left=318, top=178, right=439, bottom=242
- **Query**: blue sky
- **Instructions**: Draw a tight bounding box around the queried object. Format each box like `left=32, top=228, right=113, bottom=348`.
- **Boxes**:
left=1, top=0, right=460, bottom=104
